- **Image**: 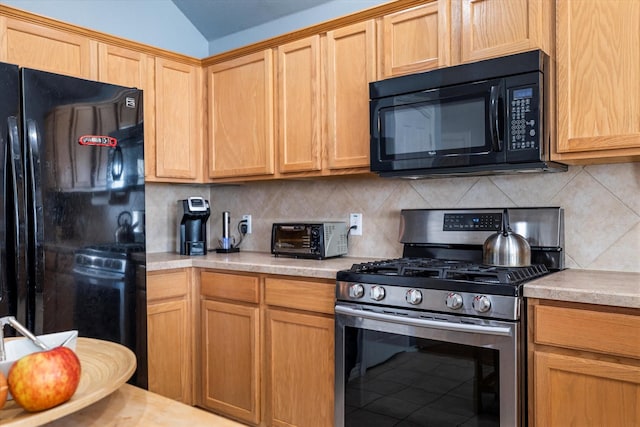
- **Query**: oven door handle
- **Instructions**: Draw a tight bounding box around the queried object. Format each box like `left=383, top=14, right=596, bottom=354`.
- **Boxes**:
left=335, top=305, right=513, bottom=337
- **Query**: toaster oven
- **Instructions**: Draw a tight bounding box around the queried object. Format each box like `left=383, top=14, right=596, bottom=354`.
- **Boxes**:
left=271, top=222, right=348, bottom=259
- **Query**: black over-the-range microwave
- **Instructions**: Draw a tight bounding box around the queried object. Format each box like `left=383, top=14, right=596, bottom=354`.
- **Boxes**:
left=369, top=50, right=567, bottom=178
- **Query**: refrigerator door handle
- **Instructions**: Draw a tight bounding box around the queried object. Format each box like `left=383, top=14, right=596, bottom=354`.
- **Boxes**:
left=7, top=116, right=28, bottom=326
left=26, top=120, right=44, bottom=300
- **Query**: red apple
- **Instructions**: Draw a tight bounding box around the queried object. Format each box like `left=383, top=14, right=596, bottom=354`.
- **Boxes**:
left=8, top=346, right=81, bottom=412
left=0, top=371, right=7, bottom=409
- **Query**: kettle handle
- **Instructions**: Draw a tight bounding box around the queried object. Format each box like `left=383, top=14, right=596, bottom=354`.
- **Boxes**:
left=501, top=209, right=511, bottom=236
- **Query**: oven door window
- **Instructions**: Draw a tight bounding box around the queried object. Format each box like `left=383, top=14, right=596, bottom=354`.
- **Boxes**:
left=376, top=80, right=505, bottom=161
left=343, top=326, right=500, bottom=426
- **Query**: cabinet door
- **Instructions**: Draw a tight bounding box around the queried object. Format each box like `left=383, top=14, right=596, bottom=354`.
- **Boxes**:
left=277, top=36, right=322, bottom=173
left=201, top=299, right=260, bottom=425
left=452, top=0, right=552, bottom=64
left=533, top=351, right=640, bottom=426
left=380, top=2, right=450, bottom=78
left=0, top=17, right=95, bottom=79
left=325, top=20, right=375, bottom=171
left=208, top=50, right=275, bottom=179
left=97, top=44, right=156, bottom=179
left=555, top=0, right=640, bottom=161
left=265, top=309, right=334, bottom=427
left=147, top=299, right=191, bottom=402
left=147, top=270, right=192, bottom=404
left=154, top=58, right=203, bottom=181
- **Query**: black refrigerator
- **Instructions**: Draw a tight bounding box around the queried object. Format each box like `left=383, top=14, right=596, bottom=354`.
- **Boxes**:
left=0, top=63, right=147, bottom=388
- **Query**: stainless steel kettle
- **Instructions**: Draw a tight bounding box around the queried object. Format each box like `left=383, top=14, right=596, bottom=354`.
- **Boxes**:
left=482, top=209, right=531, bottom=267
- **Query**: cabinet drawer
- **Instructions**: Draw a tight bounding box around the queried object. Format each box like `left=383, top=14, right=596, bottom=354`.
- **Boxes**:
left=147, top=269, right=189, bottom=301
left=533, top=305, right=640, bottom=359
left=265, top=277, right=334, bottom=314
left=201, top=271, right=259, bottom=303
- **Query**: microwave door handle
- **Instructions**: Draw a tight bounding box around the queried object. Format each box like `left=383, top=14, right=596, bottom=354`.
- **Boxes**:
left=489, top=84, right=503, bottom=152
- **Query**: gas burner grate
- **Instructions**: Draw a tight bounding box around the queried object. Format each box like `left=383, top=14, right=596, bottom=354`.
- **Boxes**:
left=348, top=258, right=549, bottom=285
left=443, top=264, right=549, bottom=285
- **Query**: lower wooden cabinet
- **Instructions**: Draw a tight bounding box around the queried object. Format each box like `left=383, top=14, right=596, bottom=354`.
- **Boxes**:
left=528, top=299, right=640, bottom=426
left=198, top=271, right=335, bottom=427
left=264, top=277, right=335, bottom=427
left=265, top=308, right=334, bottom=427
left=146, top=268, right=194, bottom=404
left=200, top=271, right=261, bottom=425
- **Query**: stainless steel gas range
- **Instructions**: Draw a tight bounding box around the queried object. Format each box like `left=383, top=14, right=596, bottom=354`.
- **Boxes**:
left=335, top=207, right=563, bottom=427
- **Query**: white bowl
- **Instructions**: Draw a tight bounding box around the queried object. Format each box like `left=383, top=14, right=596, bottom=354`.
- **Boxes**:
left=1, top=330, right=78, bottom=399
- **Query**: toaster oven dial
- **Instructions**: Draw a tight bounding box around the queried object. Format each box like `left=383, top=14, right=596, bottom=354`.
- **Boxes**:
left=445, top=293, right=463, bottom=310
left=472, top=295, right=492, bottom=313
left=348, top=284, right=364, bottom=299
left=370, top=286, right=386, bottom=301
left=405, top=289, right=423, bottom=305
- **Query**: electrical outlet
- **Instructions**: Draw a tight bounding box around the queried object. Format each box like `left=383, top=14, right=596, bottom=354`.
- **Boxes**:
left=349, top=213, right=363, bottom=236
left=242, top=214, right=252, bottom=234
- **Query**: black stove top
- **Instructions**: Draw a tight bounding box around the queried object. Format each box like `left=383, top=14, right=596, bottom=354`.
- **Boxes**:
left=348, top=257, right=548, bottom=283
left=337, top=257, right=551, bottom=297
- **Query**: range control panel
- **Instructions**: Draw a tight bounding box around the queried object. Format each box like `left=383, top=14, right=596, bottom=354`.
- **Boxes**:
left=443, top=213, right=501, bottom=231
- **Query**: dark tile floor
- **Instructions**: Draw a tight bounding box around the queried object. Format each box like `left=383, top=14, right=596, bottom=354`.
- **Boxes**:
left=344, top=349, right=499, bottom=427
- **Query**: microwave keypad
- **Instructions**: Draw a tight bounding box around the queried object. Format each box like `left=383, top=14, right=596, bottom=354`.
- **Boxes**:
left=509, top=87, right=537, bottom=151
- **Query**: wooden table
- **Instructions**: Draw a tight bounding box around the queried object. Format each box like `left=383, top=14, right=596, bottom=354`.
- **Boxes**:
left=1, top=338, right=245, bottom=426
left=43, top=383, right=245, bottom=426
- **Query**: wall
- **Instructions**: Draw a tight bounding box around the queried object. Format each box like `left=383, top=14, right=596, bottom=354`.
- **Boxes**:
left=1, top=0, right=389, bottom=57
left=146, top=162, right=640, bottom=273
left=0, top=0, right=209, bottom=57
left=208, top=0, right=388, bottom=55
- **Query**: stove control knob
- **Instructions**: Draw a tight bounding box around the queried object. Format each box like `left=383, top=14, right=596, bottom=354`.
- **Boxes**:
left=406, top=289, right=423, bottom=305
left=370, top=286, right=386, bottom=301
left=445, top=293, right=463, bottom=310
left=348, top=284, right=365, bottom=299
left=472, top=295, right=492, bottom=313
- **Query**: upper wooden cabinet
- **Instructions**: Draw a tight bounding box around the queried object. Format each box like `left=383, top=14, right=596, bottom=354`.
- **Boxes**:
left=152, top=58, right=204, bottom=182
left=379, top=2, right=449, bottom=78
left=451, top=0, right=553, bottom=65
left=554, top=0, right=640, bottom=163
left=277, top=35, right=322, bottom=174
left=379, top=0, right=553, bottom=78
left=0, top=16, right=95, bottom=79
left=325, top=20, right=376, bottom=171
left=207, top=50, right=275, bottom=179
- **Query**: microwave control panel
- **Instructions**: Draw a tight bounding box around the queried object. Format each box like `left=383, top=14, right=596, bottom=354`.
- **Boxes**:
left=508, top=86, right=538, bottom=151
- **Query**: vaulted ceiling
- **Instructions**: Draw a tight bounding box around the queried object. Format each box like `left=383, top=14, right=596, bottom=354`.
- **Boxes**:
left=171, top=0, right=335, bottom=42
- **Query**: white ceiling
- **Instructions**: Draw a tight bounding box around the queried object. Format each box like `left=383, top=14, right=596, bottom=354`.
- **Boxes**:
left=171, top=0, right=336, bottom=42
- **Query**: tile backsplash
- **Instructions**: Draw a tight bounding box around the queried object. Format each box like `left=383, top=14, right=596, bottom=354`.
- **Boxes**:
left=146, top=163, right=640, bottom=272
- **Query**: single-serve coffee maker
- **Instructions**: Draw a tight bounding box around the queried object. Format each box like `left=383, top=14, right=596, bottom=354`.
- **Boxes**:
left=177, top=197, right=210, bottom=255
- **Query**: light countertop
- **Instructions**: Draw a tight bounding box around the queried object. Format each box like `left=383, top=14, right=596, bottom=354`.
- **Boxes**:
left=44, top=384, right=245, bottom=426
left=146, top=250, right=369, bottom=279
left=147, top=251, right=640, bottom=309
left=523, top=268, right=640, bottom=308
